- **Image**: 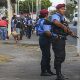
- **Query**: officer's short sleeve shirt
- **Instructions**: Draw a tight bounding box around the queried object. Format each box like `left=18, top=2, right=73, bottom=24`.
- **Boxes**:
left=43, top=25, right=51, bottom=31
left=51, top=13, right=65, bottom=23
left=51, top=14, right=61, bottom=22
left=39, top=19, right=51, bottom=32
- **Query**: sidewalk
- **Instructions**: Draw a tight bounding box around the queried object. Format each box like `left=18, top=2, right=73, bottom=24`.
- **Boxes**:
left=0, top=34, right=39, bottom=46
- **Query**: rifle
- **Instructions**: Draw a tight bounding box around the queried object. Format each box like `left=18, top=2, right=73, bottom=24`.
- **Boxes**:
left=45, top=19, right=79, bottom=38
left=63, top=21, right=78, bottom=38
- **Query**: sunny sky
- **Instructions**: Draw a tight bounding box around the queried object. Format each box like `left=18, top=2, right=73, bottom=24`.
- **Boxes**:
left=48, top=0, right=65, bottom=11
left=50, top=0, right=65, bottom=6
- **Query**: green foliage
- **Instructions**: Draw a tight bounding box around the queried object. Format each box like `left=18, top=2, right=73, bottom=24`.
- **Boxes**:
left=19, top=0, right=51, bottom=13
left=0, top=0, right=7, bottom=7
left=65, top=3, right=76, bottom=20
left=19, top=1, right=29, bottom=13
left=41, top=0, right=52, bottom=9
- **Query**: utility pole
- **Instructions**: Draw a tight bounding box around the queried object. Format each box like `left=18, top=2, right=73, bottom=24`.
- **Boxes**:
left=32, top=0, right=33, bottom=19
left=36, top=0, right=41, bottom=17
left=39, top=0, right=41, bottom=11
left=77, top=0, right=80, bottom=55
left=15, top=1, right=17, bottom=15
left=7, top=0, right=12, bottom=36
left=28, top=1, right=30, bottom=13
left=17, top=0, right=20, bottom=14
left=36, top=0, right=39, bottom=17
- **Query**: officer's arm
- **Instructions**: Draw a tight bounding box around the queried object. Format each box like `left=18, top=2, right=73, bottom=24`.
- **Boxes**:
left=53, top=20, right=73, bottom=35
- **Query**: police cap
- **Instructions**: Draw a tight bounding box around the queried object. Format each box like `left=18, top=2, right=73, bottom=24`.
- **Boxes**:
left=40, top=9, right=48, bottom=15
left=56, top=4, right=65, bottom=9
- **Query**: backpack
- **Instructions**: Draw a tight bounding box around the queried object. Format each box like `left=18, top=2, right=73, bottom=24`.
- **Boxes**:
left=35, top=18, right=44, bottom=35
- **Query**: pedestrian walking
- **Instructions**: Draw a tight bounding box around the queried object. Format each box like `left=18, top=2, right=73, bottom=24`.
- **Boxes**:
left=26, top=16, right=33, bottom=39
left=11, top=14, right=17, bottom=32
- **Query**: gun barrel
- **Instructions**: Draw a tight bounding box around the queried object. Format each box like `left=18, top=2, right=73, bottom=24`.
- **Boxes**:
left=72, top=35, right=79, bottom=38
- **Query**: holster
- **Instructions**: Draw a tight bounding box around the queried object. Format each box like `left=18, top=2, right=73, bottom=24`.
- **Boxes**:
left=51, top=34, right=66, bottom=43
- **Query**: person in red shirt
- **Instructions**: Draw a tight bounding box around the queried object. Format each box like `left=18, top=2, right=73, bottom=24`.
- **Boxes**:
left=0, top=17, right=8, bottom=40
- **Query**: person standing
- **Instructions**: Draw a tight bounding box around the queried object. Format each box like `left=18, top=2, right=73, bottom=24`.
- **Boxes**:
left=51, top=4, right=76, bottom=80
left=0, top=17, right=8, bottom=40
left=38, top=9, right=55, bottom=76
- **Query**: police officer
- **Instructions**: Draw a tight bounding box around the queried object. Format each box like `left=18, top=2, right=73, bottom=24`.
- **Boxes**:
left=38, top=9, right=55, bottom=76
left=26, top=16, right=33, bottom=39
left=51, top=4, right=75, bottom=80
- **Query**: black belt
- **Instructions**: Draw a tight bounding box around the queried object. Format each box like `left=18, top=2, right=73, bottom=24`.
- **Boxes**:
left=58, top=35, right=66, bottom=40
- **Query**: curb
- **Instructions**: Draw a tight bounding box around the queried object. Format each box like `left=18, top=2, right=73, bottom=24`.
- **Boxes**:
left=0, top=40, right=39, bottom=46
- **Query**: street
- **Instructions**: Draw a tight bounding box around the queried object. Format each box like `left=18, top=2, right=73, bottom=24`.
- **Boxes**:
left=0, top=30, right=80, bottom=80
left=66, top=23, right=77, bottom=46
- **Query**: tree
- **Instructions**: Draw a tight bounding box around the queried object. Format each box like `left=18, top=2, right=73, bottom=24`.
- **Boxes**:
left=19, top=0, right=51, bottom=13
left=19, top=1, right=29, bottom=13
left=11, top=0, right=16, bottom=3
left=41, top=0, right=51, bottom=9
left=65, top=3, right=76, bottom=20
left=0, top=0, right=7, bottom=7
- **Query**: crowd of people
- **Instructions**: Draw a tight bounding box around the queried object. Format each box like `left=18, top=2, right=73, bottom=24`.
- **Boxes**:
left=0, top=12, right=36, bottom=42
left=11, top=13, right=36, bottom=43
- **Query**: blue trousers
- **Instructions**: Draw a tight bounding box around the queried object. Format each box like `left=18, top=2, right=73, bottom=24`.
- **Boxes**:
left=39, top=36, right=51, bottom=72
left=52, top=38, right=66, bottom=75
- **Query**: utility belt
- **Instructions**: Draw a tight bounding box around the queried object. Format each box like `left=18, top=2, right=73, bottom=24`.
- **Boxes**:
left=51, top=33, right=66, bottom=41
left=58, top=35, right=66, bottom=40
left=39, top=33, right=48, bottom=37
left=51, top=34, right=66, bottom=43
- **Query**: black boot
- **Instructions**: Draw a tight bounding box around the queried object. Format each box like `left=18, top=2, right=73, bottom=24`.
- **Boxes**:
left=56, top=72, right=65, bottom=80
left=47, top=70, right=56, bottom=75
left=40, top=72, right=52, bottom=76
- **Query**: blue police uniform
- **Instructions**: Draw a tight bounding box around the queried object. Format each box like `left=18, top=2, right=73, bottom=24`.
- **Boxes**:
left=38, top=18, right=52, bottom=74
left=27, top=17, right=32, bottom=39
left=51, top=13, right=66, bottom=77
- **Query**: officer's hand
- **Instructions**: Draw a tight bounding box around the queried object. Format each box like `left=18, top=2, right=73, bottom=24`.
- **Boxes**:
left=63, top=26, right=69, bottom=33
left=70, top=32, right=77, bottom=37
left=44, top=31, right=51, bottom=37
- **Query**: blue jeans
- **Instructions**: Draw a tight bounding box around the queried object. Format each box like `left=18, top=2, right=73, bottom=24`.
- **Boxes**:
left=52, top=38, right=66, bottom=75
left=0, top=27, right=7, bottom=40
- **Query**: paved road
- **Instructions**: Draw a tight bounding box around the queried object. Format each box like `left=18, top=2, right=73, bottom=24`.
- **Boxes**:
left=66, top=23, right=77, bottom=46
left=0, top=24, right=79, bottom=80
left=0, top=34, right=80, bottom=80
